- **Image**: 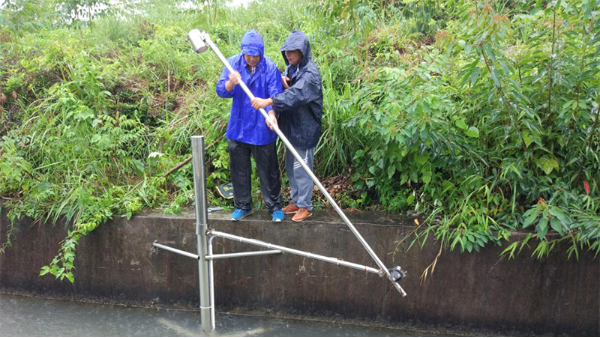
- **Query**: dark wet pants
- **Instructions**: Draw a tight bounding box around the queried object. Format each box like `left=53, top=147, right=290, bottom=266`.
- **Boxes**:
left=227, top=138, right=282, bottom=212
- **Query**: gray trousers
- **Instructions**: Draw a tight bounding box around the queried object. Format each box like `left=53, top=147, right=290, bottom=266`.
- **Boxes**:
left=285, top=147, right=315, bottom=211
left=228, top=139, right=282, bottom=212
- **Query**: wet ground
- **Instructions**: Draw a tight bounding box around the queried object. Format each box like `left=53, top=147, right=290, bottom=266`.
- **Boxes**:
left=0, top=293, right=430, bottom=337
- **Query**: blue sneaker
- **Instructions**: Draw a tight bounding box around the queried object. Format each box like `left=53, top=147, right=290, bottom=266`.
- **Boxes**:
left=272, top=209, right=284, bottom=222
left=231, top=208, right=253, bottom=221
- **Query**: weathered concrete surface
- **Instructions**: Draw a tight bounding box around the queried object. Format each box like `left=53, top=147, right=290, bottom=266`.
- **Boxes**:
left=1, top=208, right=598, bottom=336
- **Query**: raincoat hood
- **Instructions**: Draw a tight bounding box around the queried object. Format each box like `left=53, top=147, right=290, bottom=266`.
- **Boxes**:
left=241, top=30, right=264, bottom=57
left=280, top=30, right=311, bottom=68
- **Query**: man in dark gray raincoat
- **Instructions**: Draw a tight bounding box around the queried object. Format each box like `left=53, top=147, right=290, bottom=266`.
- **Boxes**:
left=252, top=30, right=323, bottom=222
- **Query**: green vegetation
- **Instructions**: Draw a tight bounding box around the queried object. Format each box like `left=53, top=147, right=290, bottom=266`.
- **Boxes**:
left=1, top=0, right=599, bottom=283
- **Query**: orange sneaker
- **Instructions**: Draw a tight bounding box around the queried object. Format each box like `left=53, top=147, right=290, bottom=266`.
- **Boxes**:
left=282, top=202, right=299, bottom=214
left=292, top=208, right=312, bottom=222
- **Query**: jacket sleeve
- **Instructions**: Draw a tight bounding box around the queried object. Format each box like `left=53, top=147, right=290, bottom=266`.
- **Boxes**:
left=216, top=65, right=234, bottom=98
left=272, top=70, right=321, bottom=112
left=266, top=64, right=283, bottom=114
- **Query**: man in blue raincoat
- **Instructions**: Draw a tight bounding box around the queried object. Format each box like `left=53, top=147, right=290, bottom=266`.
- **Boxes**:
left=252, top=31, right=323, bottom=222
left=216, top=30, right=284, bottom=222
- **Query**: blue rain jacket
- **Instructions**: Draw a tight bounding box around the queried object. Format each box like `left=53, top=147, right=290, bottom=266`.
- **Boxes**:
left=216, top=30, right=283, bottom=145
left=272, top=31, right=323, bottom=149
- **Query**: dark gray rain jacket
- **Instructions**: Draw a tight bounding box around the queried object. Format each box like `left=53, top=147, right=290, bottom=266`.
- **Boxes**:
left=272, top=31, right=323, bottom=149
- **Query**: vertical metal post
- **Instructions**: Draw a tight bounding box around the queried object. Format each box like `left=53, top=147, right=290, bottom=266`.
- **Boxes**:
left=191, top=136, right=213, bottom=332
left=208, top=236, right=216, bottom=330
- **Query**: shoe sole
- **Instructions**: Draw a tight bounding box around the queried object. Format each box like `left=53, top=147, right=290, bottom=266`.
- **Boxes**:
left=283, top=211, right=298, bottom=215
left=292, top=213, right=312, bottom=222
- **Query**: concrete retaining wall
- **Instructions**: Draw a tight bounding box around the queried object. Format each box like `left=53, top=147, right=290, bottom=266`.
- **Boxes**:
left=1, top=208, right=598, bottom=335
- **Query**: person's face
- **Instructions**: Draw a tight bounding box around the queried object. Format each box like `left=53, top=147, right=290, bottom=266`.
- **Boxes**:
left=285, top=50, right=303, bottom=66
left=244, top=54, right=261, bottom=67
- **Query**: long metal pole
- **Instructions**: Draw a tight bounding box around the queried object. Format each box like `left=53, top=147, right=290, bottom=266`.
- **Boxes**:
left=191, top=136, right=213, bottom=332
left=207, top=237, right=216, bottom=330
left=206, top=250, right=282, bottom=260
left=153, top=242, right=199, bottom=260
left=201, top=36, right=406, bottom=297
left=153, top=242, right=281, bottom=261
left=209, top=230, right=381, bottom=275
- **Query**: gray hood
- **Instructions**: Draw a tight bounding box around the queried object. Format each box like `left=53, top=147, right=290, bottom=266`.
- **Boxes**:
left=279, top=30, right=311, bottom=68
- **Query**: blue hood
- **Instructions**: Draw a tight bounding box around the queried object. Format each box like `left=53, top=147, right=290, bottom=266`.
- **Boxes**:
left=241, top=30, right=264, bottom=57
left=280, top=30, right=311, bottom=68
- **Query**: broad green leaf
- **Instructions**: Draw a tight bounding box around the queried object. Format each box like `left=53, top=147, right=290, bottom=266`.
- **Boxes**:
left=455, top=119, right=468, bottom=130
left=422, top=172, right=431, bottom=184
left=523, top=132, right=533, bottom=147
left=490, top=68, right=500, bottom=86
left=536, top=155, right=559, bottom=175
left=537, top=218, right=548, bottom=239
left=549, top=206, right=568, bottom=222
left=414, top=152, right=430, bottom=165
left=39, top=266, right=51, bottom=276
left=550, top=218, right=563, bottom=234
left=523, top=208, right=537, bottom=218
left=465, top=126, right=479, bottom=138
left=387, top=165, right=395, bottom=178
left=523, top=212, right=538, bottom=228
